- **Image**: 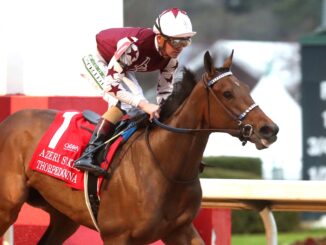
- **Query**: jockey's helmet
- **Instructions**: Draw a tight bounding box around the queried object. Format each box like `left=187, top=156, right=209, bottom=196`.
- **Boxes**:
left=153, top=8, right=196, bottom=38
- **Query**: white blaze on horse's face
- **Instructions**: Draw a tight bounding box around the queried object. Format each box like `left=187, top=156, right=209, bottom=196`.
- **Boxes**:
left=231, top=78, right=240, bottom=87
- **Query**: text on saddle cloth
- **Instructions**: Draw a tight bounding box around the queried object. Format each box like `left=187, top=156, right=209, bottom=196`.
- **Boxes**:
left=28, top=111, right=138, bottom=190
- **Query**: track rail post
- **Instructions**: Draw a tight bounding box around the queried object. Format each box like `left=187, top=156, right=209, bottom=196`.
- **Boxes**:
left=259, top=207, right=278, bottom=245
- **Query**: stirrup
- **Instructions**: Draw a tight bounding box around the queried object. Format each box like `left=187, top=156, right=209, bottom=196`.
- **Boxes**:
left=75, top=162, right=108, bottom=177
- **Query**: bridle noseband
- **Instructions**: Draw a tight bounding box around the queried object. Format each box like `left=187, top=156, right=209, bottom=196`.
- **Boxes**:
left=204, top=71, right=258, bottom=145
left=202, top=71, right=258, bottom=145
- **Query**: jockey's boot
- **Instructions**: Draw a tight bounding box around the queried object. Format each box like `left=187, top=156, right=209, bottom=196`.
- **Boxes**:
left=74, top=118, right=115, bottom=176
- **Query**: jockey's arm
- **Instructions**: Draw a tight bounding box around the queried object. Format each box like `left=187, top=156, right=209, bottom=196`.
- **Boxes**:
left=138, top=59, right=178, bottom=119
left=104, top=57, right=144, bottom=107
left=156, top=59, right=179, bottom=105
left=104, top=46, right=159, bottom=119
left=137, top=100, right=160, bottom=120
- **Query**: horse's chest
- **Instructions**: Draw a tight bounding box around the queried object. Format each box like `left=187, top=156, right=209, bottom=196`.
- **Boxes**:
left=136, top=202, right=199, bottom=241
left=151, top=189, right=202, bottom=227
left=164, top=200, right=200, bottom=222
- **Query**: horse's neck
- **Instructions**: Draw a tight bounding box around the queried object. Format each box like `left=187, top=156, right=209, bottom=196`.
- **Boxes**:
left=169, top=83, right=207, bottom=130
left=153, top=85, right=209, bottom=181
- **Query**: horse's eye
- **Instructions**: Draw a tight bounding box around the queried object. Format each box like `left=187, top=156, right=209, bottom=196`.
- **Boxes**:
left=223, top=91, right=233, bottom=99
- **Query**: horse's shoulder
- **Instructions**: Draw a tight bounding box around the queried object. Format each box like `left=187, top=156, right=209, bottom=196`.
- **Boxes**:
left=110, top=128, right=146, bottom=168
left=120, top=128, right=145, bottom=150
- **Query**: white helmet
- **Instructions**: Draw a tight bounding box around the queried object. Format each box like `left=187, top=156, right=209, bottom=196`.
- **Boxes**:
left=153, top=8, right=196, bottom=38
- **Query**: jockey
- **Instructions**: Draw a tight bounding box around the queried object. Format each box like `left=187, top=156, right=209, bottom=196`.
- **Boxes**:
left=74, top=8, right=196, bottom=176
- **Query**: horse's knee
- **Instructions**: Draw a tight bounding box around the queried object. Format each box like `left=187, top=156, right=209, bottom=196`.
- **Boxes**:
left=0, top=199, right=23, bottom=223
left=0, top=206, right=19, bottom=235
left=0, top=182, right=24, bottom=235
left=0, top=175, right=27, bottom=205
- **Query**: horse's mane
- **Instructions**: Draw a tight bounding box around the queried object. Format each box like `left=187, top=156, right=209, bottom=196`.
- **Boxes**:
left=159, top=68, right=197, bottom=121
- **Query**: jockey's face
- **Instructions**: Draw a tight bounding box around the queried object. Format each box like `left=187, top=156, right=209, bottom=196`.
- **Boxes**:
left=157, top=35, right=190, bottom=59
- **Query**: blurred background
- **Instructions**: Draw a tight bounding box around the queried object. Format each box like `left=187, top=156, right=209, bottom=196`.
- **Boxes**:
left=123, top=0, right=324, bottom=181
left=1, top=0, right=326, bottom=243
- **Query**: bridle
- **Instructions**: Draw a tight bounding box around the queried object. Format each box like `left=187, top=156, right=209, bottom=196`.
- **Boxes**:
left=152, top=70, right=258, bottom=145
left=146, top=70, right=258, bottom=184
left=203, top=71, right=258, bottom=145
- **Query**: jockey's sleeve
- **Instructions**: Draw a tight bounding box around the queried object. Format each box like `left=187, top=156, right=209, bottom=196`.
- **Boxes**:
left=156, top=59, right=178, bottom=105
left=104, top=38, right=147, bottom=107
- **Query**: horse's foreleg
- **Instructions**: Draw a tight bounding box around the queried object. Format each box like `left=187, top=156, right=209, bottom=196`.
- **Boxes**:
left=37, top=208, right=80, bottom=245
left=0, top=176, right=28, bottom=236
left=162, top=223, right=204, bottom=245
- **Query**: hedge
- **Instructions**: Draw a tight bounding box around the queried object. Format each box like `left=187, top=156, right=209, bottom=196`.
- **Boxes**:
left=200, top=156, right=262, bottom=179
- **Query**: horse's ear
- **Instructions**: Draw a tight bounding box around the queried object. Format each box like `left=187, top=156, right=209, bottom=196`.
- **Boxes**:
left=222, top=49, right=234, bottom=69
left=204, top=51, right=215, bottom=76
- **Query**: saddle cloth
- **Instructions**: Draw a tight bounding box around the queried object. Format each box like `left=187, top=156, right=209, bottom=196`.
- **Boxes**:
left=28, top=111, right=135, bottom=190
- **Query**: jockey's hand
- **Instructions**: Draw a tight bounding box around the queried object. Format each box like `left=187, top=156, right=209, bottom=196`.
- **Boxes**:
left=138, top=100, right=160, bottom=121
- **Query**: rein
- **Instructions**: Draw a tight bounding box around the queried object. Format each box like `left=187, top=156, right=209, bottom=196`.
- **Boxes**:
left=152, top=71, right=258, bottom=145
left=145, top=126, right=199, bottom=184
left=145, top=71, right=259, bottom=184
left=203, top=71, right=258, bottom=145
left=152, top=117, right=238, bottom=135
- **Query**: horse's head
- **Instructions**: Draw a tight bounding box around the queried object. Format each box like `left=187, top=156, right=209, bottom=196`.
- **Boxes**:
left=202, top=50, right=279, bottom=149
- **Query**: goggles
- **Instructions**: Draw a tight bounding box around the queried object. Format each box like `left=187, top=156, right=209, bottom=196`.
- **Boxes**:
left=165, top=37, right=192, bottom=48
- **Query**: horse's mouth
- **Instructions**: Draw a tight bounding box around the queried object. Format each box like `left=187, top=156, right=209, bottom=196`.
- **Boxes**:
left=253, top=135, right=277, bottom=150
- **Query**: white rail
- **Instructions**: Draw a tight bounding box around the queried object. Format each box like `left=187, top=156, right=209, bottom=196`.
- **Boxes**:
left=200, top=178, right=326, bottom=245
left=4, top=179, right=326, bottom=245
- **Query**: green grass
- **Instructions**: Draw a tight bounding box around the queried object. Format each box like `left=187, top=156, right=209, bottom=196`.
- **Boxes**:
left=232, top=229, right=326, bottom=245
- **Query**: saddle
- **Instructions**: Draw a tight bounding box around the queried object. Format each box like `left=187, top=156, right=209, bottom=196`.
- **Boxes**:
left=83, top=109, right=149, bottom=166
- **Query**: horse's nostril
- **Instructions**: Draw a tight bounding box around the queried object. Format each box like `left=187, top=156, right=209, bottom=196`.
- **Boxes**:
left=259, top=124, right=279, bottom=138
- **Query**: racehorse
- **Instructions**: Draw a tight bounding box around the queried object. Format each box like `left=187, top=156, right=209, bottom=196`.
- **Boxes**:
left=0, top=51, right=278, bottom=244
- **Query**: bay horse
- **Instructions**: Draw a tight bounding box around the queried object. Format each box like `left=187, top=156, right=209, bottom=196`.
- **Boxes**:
left=0, top=51, right=278, bottom=244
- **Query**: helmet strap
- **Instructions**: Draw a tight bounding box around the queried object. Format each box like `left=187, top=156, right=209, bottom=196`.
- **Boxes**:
left=156, top=35, right=169, bottom=58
